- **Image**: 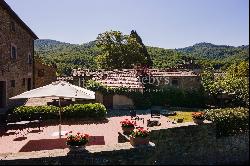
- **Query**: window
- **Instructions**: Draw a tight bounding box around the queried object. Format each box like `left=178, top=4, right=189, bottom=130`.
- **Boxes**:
left=10, top=80, right=15, bottom=87
left=22, top=78, right=25, bottom=86
left=27, top=53, right=32, bottom=64
left=10, top=21, right=16, bottom=32
left=38, top=69, right=45, bottom=77
left=172, top=79, right=179, bottom=86
left=11, top=44, right=17, bottom=60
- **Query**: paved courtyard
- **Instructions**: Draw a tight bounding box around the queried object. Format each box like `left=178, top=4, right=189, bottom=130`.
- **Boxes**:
left=0, top=110, right=196, bottom=154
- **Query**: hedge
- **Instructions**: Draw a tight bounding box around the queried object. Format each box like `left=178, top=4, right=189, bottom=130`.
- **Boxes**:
left=14, top=105, right=59, bottom=120
left=13, top=103, right=107, bottom=120
left=63, top=103, right=107, bottom=118
left=205, top=107, right=249, bottom=137
left=142, top=87, right=206, bottom=108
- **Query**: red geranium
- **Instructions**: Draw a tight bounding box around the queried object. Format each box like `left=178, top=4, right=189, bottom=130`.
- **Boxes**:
left=65, top=131, right=90, bottom=146
left=130, top=127, right=149, bottom=138
left=120, top=119, right=136, bottom=128
left=192, top=112, right=205, bottom=119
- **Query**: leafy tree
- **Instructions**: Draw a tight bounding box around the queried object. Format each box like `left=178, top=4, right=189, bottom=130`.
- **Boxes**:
left=201, top=68, right=223, bottom=106
left=222, top=62, right=249, bottom=106
left=201, top=62, right=249, bottom=107
left=95, top=30, right=147, bottom=69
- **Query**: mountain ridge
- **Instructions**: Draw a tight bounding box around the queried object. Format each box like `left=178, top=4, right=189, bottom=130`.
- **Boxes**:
left=34, top=39, right=249, bottom=75
left=35, top=39, right=249, bottom=50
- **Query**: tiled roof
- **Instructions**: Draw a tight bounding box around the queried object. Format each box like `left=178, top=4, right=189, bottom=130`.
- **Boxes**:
left=72, top=68, right=199, bottom=89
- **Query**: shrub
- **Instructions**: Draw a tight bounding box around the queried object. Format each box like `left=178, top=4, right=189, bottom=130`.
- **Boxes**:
left=63, top=103, right=107, bottom=119
left=130, top=92, right=151, bottom=109
left=205, top=107, right=249, bottom=137
left=14, top=105, right=59, bottom=120
left=13, top=103, right=107, bottom=120
left=145, top=87, right=206, bottom=108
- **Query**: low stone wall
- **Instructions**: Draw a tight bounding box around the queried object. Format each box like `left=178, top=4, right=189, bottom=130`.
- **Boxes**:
left=149, top=124, right=249, bottom=165
left=0, top=123, right=249, bottom=165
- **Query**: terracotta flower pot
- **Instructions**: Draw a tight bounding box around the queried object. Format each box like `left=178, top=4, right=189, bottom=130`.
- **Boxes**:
left=193, top=118, right=204, bottom=125
left=130, top=136, right=149, bottom=146
left=68, top=145, right=86, bottom=152
left=122, top=126, right=135, bottom=135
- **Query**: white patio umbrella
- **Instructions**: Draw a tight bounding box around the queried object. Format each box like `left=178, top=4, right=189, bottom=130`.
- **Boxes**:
left=10, top=80, right=95, bottom=138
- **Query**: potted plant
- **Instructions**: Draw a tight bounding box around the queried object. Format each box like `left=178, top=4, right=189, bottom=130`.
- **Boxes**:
left=120, top=119, right=136, bottom=135
left=129, top=127, right=149, bottom=146
left=65, top=131, right=90, bottom=152
left=192, top=112, right=205, bottom=124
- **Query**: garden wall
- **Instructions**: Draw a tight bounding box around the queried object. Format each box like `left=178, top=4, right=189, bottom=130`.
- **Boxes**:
left=112, top=94, right=134, bottom=109
left=1, top=123, right=249, bottom=165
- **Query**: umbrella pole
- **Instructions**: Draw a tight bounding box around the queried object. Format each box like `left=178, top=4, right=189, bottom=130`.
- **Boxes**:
left=59, top=98, right=62, bottom=138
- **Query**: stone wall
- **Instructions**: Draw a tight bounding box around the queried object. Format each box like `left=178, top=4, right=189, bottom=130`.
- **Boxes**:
left=155, top=75, right=201, bottom=91
left=95, top=91, right=103, bottom=104
left=112, top=94, right=134, bottom=109
left=94, top=92, right=134, bottom=109
left=148, top=124, right=249, bottom=165
left=0, top=3, right=36, bottom=111
left=34, top=59, right=57, bottom=88
left=0, top=123, right=248, bottom=165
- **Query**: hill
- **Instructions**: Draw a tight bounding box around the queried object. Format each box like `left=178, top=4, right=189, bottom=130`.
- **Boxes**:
left=35, top=39, right=101, bottom=75
left=34, top=39, right=249, bottom=75
left=177, top=42, right=249, bottom=69
left=177, top=42, right=249, bottom=60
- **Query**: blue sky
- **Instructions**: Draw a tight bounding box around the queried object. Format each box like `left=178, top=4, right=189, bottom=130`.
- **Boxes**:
left=5, top=0, right=249, bottom=48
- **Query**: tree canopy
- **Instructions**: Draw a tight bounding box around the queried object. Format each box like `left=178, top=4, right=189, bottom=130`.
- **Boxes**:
left=95, top=30, right=148, bottom=69
left=201, top=61, right=249, bottom=107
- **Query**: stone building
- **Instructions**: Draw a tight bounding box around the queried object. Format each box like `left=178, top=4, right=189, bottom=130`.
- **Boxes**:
left=148, top=70, right=201, bottom=91
left=34, top=58, right=57, bottom=88
left=72, top=68, right=202, bottom=108
left=0, top=0, right=38, bottom=112
left=72, top=68, right=201, bottom=91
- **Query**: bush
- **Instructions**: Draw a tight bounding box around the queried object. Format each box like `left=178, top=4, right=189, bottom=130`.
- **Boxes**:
left=14, top=105, right=59, bottom=120
left=63, top=103, right=107, bottom=119
left=205, top=107, right=249, bottom=137
left=144, top=87, right=206, bottom=108
left=13, top=103, right=107, bottom=120
left=130, top=92, right=151, bottom=109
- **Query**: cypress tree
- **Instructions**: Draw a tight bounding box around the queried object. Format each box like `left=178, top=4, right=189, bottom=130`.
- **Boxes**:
left=130, top=30, right=153, bottom=68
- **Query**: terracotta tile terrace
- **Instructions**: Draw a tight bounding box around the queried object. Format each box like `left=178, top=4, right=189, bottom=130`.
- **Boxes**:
left=0, top=111, right=199, bottom=154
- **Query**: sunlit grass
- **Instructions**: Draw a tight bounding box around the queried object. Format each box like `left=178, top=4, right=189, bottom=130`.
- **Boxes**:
left=167, top=111, right=194, bottom=123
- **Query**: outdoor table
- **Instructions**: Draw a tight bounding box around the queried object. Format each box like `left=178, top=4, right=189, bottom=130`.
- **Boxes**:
left=7, top=121, right=30, bottom=137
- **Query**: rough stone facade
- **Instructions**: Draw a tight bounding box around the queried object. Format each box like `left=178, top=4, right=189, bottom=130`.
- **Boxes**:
left=155, top=75, right=201, bottom=90
left=95, top=92, right=134, bottom=109
left=112, top=94, right=134, bottom=109
left=34, top=58, right=57, bottom=88
left=0, top=1, right=38, bottom=112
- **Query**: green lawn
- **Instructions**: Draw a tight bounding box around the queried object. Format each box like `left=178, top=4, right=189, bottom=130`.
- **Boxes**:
left=167, top=111, right=194, bottom=123
left=166, top=108, right=206, bottom=123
